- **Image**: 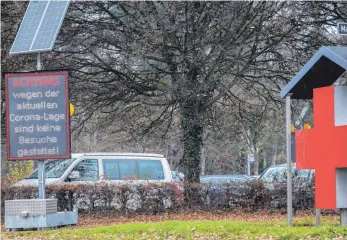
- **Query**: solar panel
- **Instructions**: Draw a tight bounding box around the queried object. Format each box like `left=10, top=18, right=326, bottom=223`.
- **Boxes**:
left=10, top=0, right=69, bottom=54
left=10, top=1, right=48, bottom=54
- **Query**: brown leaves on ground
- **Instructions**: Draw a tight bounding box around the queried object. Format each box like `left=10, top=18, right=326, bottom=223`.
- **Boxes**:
left=75, top=209, right=336, bottom=228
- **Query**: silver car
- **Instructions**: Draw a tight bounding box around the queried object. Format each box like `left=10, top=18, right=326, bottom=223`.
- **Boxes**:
left=258, top=164, right=314, bottom=190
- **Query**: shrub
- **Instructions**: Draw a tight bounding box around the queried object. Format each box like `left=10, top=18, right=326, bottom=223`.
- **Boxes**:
left=1, top=180, right=314, bottom=215
left=5, top=161, right=33, bottom=184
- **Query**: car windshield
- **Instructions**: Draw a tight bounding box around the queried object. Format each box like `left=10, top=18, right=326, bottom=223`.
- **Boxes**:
left=259, top=166, right=296, bottom=183
left=27, top=158, right=75, bottom=179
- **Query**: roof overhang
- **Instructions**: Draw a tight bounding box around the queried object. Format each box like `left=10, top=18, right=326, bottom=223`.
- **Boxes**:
left=280, top=46, right=347, bottom=100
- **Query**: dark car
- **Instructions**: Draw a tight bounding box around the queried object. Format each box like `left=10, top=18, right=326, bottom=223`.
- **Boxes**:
left=200, top=175, right=253, bottom=207
left=201, top=175, right=252, bottom=184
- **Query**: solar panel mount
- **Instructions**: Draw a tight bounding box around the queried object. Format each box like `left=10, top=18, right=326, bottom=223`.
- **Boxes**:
left=10, top=0, right=70, bottom=55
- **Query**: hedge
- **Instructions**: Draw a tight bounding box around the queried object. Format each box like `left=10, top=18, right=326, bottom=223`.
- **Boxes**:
left=1, top=180, right=314, bottom=215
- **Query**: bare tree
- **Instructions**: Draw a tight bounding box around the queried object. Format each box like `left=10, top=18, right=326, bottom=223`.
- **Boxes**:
left=49, top=1, right=338, bottom=183
left=2, top=1, right=344, bottom=184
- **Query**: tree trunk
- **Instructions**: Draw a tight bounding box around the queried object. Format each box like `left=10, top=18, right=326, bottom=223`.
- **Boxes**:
left=181, top=104, right=203, bottom=183
left=180, top=99, right=204, bottom=205
left=272, top=144, right=278, bottom=166
left=263, top=151, right=267, bottom=171
left=271, top=129, right=279, bottom=166
left=200, top=129, right=208, bottom=175
left=253, top=148, right=259, bottom=175
left=200, top=144, right=206, bottom=176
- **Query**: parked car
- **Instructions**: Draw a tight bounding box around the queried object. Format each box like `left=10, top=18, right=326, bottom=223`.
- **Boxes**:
left=171, top=171, right=184, bottom=183
left=257, top=164, right=315, bottom=209
left=200, top=175, right=252, bottom=185
left=258, top=164, right=315, bottom=190
left=200, top=175, right=253, bottom=207
left=14, top=152, right=173, bottom=187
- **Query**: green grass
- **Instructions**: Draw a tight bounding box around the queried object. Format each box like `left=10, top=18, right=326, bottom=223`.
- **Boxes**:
left=3, top=218, right=347, bottom=240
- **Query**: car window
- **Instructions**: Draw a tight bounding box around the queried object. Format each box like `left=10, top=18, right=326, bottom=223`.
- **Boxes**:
left=27, top=158, right=74, bottom=179
left=260, top=167, right=287, bottom=183
left=69, top=159, right=98, bottom=181
left=103, top=160, right=120, bottom=180
left=260, top=166, right=298, bottom=183
left=102, top=159, right=164, bottom=180
left=137, top=160, right=164, bottom=180
left=118, top=160, right=136, bottom=179
left=103, top=159, right=136, bottom=180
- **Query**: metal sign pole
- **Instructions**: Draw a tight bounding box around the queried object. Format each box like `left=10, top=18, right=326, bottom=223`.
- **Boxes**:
left=286, top=95, right=293, bottom=226
left=36, top=53, right=45, bottom=199
left=316, top=209, right=321, bottom=226
left=38, top=161, right=45, bottom=199
left=341, top=209, right=347, bottom=226
left=338, top=26, right=347, bottom=228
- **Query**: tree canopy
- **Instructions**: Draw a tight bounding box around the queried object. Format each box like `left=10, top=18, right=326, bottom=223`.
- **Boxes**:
left=2, top=1, right=347, bottom=182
